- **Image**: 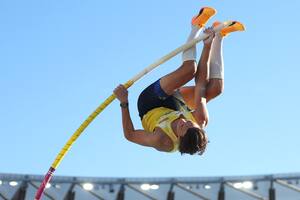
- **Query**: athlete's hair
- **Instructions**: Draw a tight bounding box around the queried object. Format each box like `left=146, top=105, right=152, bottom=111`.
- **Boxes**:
left=178, top=127, right=208, bottom=155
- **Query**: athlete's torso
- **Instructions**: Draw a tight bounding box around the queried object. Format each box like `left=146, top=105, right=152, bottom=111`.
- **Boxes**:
left=142, top=107, right=197, bottom=152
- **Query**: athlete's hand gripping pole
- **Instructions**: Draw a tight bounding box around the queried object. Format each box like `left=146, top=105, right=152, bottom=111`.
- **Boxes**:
left=35, top=21, right=232, bottom=200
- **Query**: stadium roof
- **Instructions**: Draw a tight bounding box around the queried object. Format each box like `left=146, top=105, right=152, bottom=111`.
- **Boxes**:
left=0, top=173, right=300, bottom=200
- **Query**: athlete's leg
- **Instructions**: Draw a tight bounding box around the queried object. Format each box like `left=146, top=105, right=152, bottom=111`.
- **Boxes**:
left=179, top=21, right=245, bottom=108
left=205, top=32, right=224, bottom=101
left=206, top=21, right=245, bottom=100
left=179, top=33, right=223, bottom=109
left=160, top=60, right=197, bottom=96
left=178, top=35, right=220, bottom=110
left=160, top=7, right=216, bottom=95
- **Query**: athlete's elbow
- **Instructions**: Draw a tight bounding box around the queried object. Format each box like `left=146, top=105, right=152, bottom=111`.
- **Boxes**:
left=124, top=131, right=134, bottom=141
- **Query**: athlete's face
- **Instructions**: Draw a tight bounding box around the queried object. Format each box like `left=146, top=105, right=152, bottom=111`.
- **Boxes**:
left=176, top=118, right=200, bottom=137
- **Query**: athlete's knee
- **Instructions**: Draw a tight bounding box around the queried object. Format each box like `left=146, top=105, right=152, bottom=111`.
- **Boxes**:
left=182, top=60, right=197, bottom=78
left=206, top=79, right=224, bottom=100
left=213, top=79, right=224, bottom=95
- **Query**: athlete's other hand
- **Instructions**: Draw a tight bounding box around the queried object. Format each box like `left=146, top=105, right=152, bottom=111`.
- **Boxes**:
left=203, top=27, right=215, bottom=46
left=113, top=84, right=128, bottom=103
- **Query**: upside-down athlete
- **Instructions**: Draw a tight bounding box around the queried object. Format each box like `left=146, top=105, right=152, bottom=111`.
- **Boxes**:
left=113, top=7, right=245, bottom=155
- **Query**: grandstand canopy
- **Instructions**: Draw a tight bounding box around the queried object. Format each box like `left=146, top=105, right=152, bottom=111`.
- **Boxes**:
left=0, top=173, right=300, bottom=200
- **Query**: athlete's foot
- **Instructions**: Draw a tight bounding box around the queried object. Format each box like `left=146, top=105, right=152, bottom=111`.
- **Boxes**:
left=192, top=7, right=217, bottom=28
left=213, top=21, right=245, bottom=37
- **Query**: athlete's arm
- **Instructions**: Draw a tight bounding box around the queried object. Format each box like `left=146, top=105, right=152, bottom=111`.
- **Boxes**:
left=113, top=85, right=162, bottom=149
left=119, top=101, right=161, bottom=148
left=193, top=28, right=214, bottom=127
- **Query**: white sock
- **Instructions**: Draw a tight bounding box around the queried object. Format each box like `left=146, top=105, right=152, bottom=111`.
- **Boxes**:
left=209, top=33, right=224, bottom=79
left=182, top=25, right=202, bottom=62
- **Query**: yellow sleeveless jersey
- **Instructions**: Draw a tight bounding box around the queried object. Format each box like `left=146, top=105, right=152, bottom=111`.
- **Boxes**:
left=141, top=106, right=197, bottom=152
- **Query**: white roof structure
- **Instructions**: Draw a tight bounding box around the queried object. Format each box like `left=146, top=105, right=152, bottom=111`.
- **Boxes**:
left=0, top=173, right=299, bottom=200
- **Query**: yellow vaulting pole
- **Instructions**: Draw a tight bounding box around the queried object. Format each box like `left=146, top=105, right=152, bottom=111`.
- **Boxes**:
left=35, top=21, right=232, bottom=200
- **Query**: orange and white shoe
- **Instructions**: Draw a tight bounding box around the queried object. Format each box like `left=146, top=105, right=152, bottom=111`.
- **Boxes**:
left=213, top=21, right=245, bottom=37
left=191, top=7, right=217, bottom=28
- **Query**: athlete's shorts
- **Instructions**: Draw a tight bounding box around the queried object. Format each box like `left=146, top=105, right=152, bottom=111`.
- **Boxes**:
left=137, top=79, right=186, bottom=119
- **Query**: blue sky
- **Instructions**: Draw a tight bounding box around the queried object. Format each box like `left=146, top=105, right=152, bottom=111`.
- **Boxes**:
left=1, top=0, right=300, bottom=178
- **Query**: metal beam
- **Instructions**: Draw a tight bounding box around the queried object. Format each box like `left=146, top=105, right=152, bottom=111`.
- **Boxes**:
left=126, top=184, right=157, bottom=200
left=175, top=183, right=210, bottom=200
left=76, top=183, right=105, bottom=200
left=167, top=191, right=174, bottom=200
left=275, top=179, right=300, bottom=193
left=218, top=183, right=225, bottom=200
left=63, top=183, right=76, bottom=200
left=87, top=190, right=105, bottom=200
left=116, top=185, right=125, bottom=200
left=0, top=192, right=9, bottom=200
left=225, top=182, right=266, bottom=200
left=167, top=184, right=175, bottom=200
left=12, top=181, right=27, bottom=200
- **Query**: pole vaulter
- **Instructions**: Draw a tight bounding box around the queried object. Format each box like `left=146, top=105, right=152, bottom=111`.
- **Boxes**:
left=35, top=6, right=245, bottom=199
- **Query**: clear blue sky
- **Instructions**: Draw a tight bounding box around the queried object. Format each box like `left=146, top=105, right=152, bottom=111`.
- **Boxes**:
left=1, top=0, right=300, bottom=178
